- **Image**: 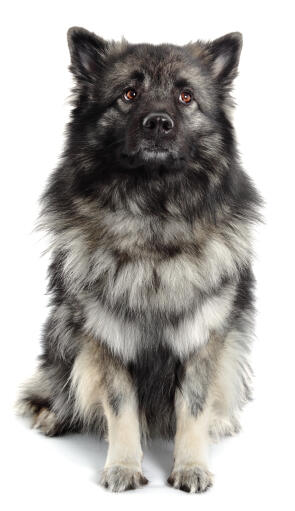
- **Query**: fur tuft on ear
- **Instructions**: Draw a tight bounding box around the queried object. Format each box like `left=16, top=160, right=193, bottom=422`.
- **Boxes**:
left=67, top=27, right=108, bottom=81
left=208, top=32, right=243, bottom=86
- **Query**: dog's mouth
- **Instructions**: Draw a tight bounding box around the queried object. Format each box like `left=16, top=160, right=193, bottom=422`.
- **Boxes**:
left=140, top=147, right=171, bottom=161
left=121, top=144, right=180, bottom=167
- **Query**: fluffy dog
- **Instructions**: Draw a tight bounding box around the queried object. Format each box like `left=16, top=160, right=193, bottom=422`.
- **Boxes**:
left=17, top=27, right=261, bottom=493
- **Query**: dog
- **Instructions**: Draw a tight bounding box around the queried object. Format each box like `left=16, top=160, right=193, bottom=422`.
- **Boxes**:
left=17, top=27, right=262, bottom=493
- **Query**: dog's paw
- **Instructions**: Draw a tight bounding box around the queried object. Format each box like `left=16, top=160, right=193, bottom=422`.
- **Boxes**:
left=100, top=465, right=148, bottom=492
left=32, top=407, right=60, bottom=436
left=16, top=397, right=63, bottom=437
left=16, top=398, right=61, bottom=436
left=168, top=465, right=213, bottom=493
left=209, top=415, right=241, bottom=442
left=15, top=397, right=41, bottom=418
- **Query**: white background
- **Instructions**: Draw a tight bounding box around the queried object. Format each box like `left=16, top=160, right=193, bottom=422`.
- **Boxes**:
left=1, top=1, right=295, bottom=509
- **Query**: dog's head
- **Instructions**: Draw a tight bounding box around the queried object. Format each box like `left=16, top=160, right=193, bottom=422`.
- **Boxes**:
left=67, top=28, right=242, bottom=173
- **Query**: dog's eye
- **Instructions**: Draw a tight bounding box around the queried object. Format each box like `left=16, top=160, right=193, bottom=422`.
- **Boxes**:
left=179, top=91, right=192, bottom=104
left=124, top=89, right=137, bottom=101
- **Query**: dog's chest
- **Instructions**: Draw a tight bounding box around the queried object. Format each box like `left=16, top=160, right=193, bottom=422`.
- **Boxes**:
left=108, top=252, right=199, bottom=311
left=89, top=211, right=235, bottom=310
left=61, top=210, right=247, bottom=361
left=87, top=212, right=205, bottom=311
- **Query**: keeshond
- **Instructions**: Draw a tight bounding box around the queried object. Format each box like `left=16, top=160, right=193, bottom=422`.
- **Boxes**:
left=17, top=27, right=262, bottom=493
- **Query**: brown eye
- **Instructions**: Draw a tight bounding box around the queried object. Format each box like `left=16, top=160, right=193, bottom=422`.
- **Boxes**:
left=179, top=91, right=192, bottom=104
left=124, top=88, right=137, bottom=101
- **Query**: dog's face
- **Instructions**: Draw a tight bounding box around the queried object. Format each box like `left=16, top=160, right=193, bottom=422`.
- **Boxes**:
left=68, top=28, right=242, bottom=172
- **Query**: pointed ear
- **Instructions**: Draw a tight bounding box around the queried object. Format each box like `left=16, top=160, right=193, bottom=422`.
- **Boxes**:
left=208, top=32, right=243, bottom=86
left=67, top=27, right=108, bottom=81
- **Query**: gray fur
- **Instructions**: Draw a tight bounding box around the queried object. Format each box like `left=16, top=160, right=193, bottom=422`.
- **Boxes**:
left=16, top=28, right=262, bottom=493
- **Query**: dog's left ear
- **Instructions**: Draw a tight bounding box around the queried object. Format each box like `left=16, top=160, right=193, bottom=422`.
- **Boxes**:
left=209, top=32, right=243, bottom=86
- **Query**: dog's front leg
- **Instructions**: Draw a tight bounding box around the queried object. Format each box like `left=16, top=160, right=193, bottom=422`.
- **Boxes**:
left=71, top=339, right=147, bottom=492
left=100, top=376, right=148, bottom=492
left=168, top=341, right=216, bottom=493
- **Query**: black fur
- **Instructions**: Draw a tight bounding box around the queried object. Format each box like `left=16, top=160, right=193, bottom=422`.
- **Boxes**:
left=19, top=29, right=262, bottom=471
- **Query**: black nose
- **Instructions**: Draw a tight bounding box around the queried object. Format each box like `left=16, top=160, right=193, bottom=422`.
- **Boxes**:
left=142, top=112, right=174, bottom=134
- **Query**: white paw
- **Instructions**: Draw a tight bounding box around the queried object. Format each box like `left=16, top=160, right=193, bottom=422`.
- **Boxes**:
left=100, top=465, right=148, bottom=492
left=209, top=415, right=241, bottom=442
left=168, top=465, right=213, bottom=493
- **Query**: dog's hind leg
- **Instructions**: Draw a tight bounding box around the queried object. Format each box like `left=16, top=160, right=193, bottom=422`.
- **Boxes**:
left=16, top=367, right=64, bottom=436
left=16, top=358, right=80, bottom=437
left=209, top=327, right=253, bottom=442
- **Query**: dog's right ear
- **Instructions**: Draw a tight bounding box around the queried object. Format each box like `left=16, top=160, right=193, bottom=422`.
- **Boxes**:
left=67, top=27, right=108, bottom=81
